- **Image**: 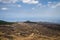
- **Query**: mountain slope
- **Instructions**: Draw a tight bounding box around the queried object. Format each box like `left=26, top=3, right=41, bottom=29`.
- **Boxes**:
left=0, top=22, right=60, bottom=40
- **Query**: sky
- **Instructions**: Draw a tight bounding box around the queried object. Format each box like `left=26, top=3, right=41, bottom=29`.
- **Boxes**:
left=0, top=0, right=60, bottom=23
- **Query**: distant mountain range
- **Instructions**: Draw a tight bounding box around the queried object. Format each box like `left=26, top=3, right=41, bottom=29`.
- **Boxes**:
left=0, top=20, right=13, bottom=25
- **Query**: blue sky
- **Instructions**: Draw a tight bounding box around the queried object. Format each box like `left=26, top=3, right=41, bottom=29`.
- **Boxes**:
left=0, top=0, right=60, bottom=23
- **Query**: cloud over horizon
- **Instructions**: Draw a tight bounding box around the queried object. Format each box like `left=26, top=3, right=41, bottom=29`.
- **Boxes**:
left=0, top=0, right=60, bottom=8
left=1, top=7, right=8, bottom=10
left=0, top=0, right=60, bottom=23
left=21, top=0, right=39, bottom=4
left=0, top=0, right=39, bottom=4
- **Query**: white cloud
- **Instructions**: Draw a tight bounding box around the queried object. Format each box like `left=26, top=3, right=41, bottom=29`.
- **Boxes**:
left=45, top=1, right=60, bottom=8
left=1, top=7, right=8, bottom=10
left=51, top=5, right=57, bottom=8
left=0, top=0, right=39, bottom=4
left=17, top=5, right=22, bottom=7
left=37, top=3, right=46, bottom=8
left=48, top=2, right=52, bottom=4
left=21, top=0, right=39, bottom=4
left=22, top=0, right=30, bottom=3
left=48, top=2, right=60, bottom=8
left=32, top=7, right=35, bottom=10
left=56, top=2, right=60, bottom=7
left=37, top=2, right=60, bottom=8
left=0, top=0, right=18, bottom=3
left=37, top=3, right=42, bottom=7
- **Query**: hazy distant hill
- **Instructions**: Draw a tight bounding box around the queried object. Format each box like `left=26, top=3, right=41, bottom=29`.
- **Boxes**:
left=0, top=20, right=14, bottom=25
left=0, top=20, right=60, bottom=40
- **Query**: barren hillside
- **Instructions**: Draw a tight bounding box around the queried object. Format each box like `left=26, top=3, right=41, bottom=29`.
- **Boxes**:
left=0, top=22, right=60, bottom=40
